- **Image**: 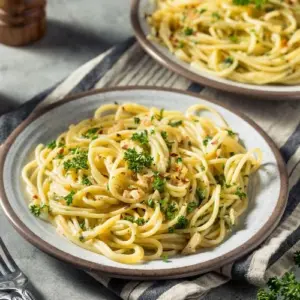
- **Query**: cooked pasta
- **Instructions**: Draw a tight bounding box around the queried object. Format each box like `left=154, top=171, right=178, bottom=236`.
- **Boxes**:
left=22, top=102, right=262, bottom=264
left=147, top=0, right=300, bottom=85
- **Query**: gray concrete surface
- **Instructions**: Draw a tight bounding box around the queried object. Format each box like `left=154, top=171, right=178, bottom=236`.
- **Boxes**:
left=0, top=0, right=132, bottom=115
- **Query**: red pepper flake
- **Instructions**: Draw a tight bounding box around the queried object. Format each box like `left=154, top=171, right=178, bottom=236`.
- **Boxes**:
left=170, top=153, right=178, bottom=157
left=122, top=145, right=129, bottom=150
left=211, top=140, right=218, bottom=145
left=33, top=195, right=38, bottom=199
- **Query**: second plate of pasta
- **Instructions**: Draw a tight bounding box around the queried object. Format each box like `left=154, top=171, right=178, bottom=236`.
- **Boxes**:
left=0, top=87, right=287, bottom=279
left=131, top=0, right=300, bottom=99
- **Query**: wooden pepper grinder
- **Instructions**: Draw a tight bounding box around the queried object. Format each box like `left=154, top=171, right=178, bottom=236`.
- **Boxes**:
left=0, top=0, right=46, bottom=46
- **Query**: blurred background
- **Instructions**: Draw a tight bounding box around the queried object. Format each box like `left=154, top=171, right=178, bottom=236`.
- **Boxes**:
left=0, top=0, right=132, bottom=115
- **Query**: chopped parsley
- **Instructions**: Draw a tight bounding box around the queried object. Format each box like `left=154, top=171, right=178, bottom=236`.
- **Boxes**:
left=187, top=201, right=198, bottom=214
left=79, top=236, right=84, bottom=242
left=226, top=129, right=236, bottom=137
left=214, top=174, right=226, bottom=186
left=168, top=120, right=183, bottom=127
left=224, top=56, right=234, bottom=65
left=162, top=254, right=170, bottom=263
left=212, top=12, right=221, bottom=20
left=124, top=148, right=153, bottom=173
left=199, top=8, right=207, bottom=14
left=79, top=222, right=85, bottom=230
left=47, top=140, right=56, bottom=149
left=29, top=204, right=49, bottom=217
left=131, top=131, right=149, bottom=145
left=229, top=35, right=238, bottom=43
left=160, top=200, right=178, bottom=220
left=56, top=153, right=64, bottom=159
left=203, top=136, right=212, bottom=146
left=150, top=129, right=155, bottom=135
left=64, top=190, right=75, bottom=206
left=176, top=157, right=183, bottom=163
left=153, top=172, right=165, bottom=193
left=168, top=227, right=175, bottom=233
left=161, top=131, right=173, bottom=150
left=196, top=188, right=206, bottom=202
left=147, top=198, right=155, bottom=208
left=124, top=216, right=145, bottom=226
left=175, top=216, right=189, bottom=229
left=235, top=187, right=247, bottom=199
left=134, top=117, right=140, bottom=124
left=233, top=0, right=267, bottom=8
left=63, top=151, right=89, bottom=171
left=82, top=127, right=100, bottom=139
left=124, top=215, right=134, bottom=223
left=184, top=27, right=193, bottom=36
left=82, top=175, right=92, bottom=186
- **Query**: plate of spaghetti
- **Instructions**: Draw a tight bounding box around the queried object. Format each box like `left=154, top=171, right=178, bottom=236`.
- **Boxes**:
left=0, top=87, right=287, bottom=279
left=131, top=0, right=300, bottom=99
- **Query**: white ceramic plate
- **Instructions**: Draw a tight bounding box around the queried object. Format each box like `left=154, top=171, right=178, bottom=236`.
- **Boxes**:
left=0, top=87, right=288, bottom=279
left=131, top=0, right=300, bottom=100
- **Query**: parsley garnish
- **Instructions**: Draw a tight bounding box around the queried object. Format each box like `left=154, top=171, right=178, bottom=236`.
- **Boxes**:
left=124, top=148, right=153, bottom=173
left=199, top=8, right=207, bottom=14
left=226, top=129, right=236, bottom=137
left=83, top=127, right=100, bottom=139
left=203, top=136, right=212, bottom=146
left=175, top=216, right=189, bottom=229
left=79, top=222, right=85, bottom=230
left=147, top=198, right=155, bottom=208
left=168, top=227, right=175, bottom=233
left=177, top=157, right=183, bottom=163
left=187, top=202, right=198, bottom=214
left=184, top=27, right=193, bottom=36
left=212, top=12, right=221, bottom=20
left=196, top=188, right=206, bottom=203
left=29, top=204, right=49, bottom=217
left=168, top=120, right=183, bottom=127
left=64, top=190, right=75, bottom=206
left=214, top=174, right=226, bottom=186
left=224, top=57, right=234, bottom=65
left=64, top=151, right=89, bottom=171
left=82, top=175, right=92, bottom=186
left=161, top=131, right=173, bottom=150
left=79, top=236, right=84, bottom=242
left=233, top=0, right=267, bottom=8
left=47, top=140, right=56, bottom=149
left=134, top=117, right=140, bottom=124
left=229, top=35, right=238, bottom=43
left=162, top=254, right=170, bottom=263
left=153, top=172, right=165, bottom=192
left=124, top=216, right=145, bottom=226
left=235, top=187, right=246, bottom=199
left=160, top=200, right=178, bottom=220
left=131, top=131, right=149, bottom=145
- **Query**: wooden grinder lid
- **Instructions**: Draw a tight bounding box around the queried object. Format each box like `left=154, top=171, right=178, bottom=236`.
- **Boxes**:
left=0, top=0, right=46, bottom=46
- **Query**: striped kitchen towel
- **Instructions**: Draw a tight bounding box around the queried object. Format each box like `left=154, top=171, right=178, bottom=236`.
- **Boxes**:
left=1, top=38, right=300, bottom=300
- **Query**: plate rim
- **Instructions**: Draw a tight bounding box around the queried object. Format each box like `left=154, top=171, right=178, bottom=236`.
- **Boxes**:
left=130, top=0, right=300, bottom=100
left=0, top=86, right=288, bottom=280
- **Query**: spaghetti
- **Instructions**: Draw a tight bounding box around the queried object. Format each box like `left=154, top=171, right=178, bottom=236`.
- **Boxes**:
left=22, top=102, right=262, bottom=264
left=147, top=0, right=300, bottom=85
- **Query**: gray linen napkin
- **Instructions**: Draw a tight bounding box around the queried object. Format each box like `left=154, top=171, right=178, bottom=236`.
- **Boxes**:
left=1, top=38, right=300, bottom=300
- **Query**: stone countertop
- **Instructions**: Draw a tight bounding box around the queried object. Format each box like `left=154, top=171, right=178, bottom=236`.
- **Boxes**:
left=0, top=1, right=275, bottom=299
left=0, top=0, right=132, bottom=115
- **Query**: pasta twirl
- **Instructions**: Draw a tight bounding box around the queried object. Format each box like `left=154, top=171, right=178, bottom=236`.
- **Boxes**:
left=147, top=0, right=300, bottom=85
left=22, top=102, right=262, bottom=264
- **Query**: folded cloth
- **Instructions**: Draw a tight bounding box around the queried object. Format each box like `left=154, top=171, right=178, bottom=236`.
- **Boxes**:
left=1, top=38, right=300, bottom=300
